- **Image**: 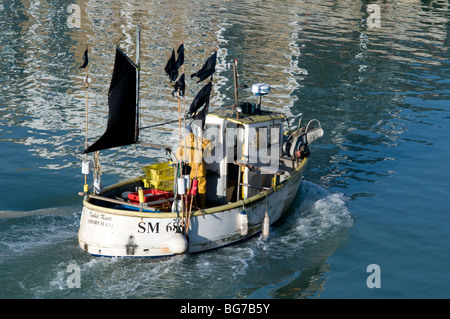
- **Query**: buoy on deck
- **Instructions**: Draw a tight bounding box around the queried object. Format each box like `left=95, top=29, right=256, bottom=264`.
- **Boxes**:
left=190, top=178, right=198, bottom=195
left=177, top=177, right=186, bottom=195
left=262, top=211, right=270, bottom=238
left=168, top=231, right=188, bottom=254
left=239, top=210, right=248, bottom=236
left=82, top=160, right=90, bottom=175
left=82, top=160, right=90, bottom=193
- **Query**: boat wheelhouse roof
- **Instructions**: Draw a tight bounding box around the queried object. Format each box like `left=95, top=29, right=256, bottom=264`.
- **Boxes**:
left=207, top=108, right=285, bottom=126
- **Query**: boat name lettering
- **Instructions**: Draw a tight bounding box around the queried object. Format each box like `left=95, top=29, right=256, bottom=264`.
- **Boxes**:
left=87, top=212, right=113, bottom=228
left=87, top=218, right=113, bottom=228
left=89, top=212, right=112, bottom=222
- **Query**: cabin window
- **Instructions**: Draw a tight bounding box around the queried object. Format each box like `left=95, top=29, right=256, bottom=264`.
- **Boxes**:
left=268, top=124, right=280, bottom=156
left=235, top=124, right=245, bottom=162
left=226, top=122, right=237, bottom=149
left=248, top=126, right=268, bottom=165
left=256, top=126, right=267, bottom=151
left=226, top=122, right=237, bottom=163
left=247, top=124, right=281, bottom=166
left=204, top=124, right=220, bottom=163
left=226, top=122, right=241, bottom=202
left=204, top=124, right=219, bottom=143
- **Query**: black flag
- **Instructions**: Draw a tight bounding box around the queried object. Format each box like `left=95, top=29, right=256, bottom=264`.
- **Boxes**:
left=193, top=103, right=208, bottom=130
left=79, top=48, right=89, bottom=69
left=176, top=43, right=184, bottom=70
left=191, top=50, right=217, bottom=83
left=172, top=73, right=186, bottom=97
left=164, top=49, right=178, bottom=82
left=188, top=81, right=212, bottom=116
left=84, top=47, right=137, bottom=153
left=165, top=43, right=184, bottom=82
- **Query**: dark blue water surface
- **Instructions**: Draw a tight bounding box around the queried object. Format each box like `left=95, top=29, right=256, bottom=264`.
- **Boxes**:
left=1, top=0, right=449, bottom=299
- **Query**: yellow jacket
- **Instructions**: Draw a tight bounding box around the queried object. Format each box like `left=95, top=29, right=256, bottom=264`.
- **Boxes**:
left=176, top=133, right=213, bottom=178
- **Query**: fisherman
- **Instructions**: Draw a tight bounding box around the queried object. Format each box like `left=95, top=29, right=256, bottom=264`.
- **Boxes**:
left=176, top=125, right=213, bottom=208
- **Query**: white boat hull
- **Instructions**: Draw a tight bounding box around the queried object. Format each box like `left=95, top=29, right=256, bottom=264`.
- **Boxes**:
left=78, top=158, right=307, bottom=258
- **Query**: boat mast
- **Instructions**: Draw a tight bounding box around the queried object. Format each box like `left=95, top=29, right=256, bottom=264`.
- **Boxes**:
left=233, top=59, right=239, bottom=119
left=135, top=23, right=141, bottom=143
left=81, top=45, right=90, bottom=194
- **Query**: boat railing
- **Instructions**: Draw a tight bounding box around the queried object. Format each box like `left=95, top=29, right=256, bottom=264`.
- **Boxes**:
left=305, top=119, right=322, bottom=133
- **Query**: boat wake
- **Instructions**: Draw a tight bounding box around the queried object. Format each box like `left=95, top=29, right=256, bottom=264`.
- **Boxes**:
left=0, top=207, right=80, bottom=258
left=231, top=180, right=355, bottom=298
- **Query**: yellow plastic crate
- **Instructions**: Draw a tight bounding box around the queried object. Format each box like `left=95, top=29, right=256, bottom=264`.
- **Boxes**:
left=143, top=178, right=174, bottom=192
left=142, top=161, right=175, bottom=181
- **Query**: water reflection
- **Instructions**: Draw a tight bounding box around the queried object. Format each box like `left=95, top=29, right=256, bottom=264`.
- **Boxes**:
left=294, top=0, right=449, bottom=192
left=1, top=0, right=448, bottom=186
left=2, top=0, right=311, bottom=176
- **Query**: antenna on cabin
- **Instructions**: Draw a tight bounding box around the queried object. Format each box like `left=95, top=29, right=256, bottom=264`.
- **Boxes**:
left=251, top=83, right=270, bottom=110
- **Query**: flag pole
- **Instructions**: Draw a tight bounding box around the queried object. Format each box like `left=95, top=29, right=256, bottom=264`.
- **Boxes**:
left=84, top=67, right=89, bottom=192
left=233, top=59, right=239, bottom=119
left=187, top=80, right=212, bottom=234
left=182, top=69, right=187, bottom=183
left=82, top=45, right=90, bottom=194
left=185, top=48, right=216, bottom=234
left=186, top=125, right=201, bottom=234
left=178, top=43, right=185, bottom=232
left=135, top=23, right=141, bottom=143
left=177, top=82, right=184, bottom=231
left=182, top=68, right=188, bottom=235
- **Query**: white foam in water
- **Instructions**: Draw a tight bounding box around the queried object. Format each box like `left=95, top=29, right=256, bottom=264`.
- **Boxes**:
left=0, top=207, right=80, bottom=257
left=295, top=181, right=354, bottom=239
left=255, top=180, right=354, bottom=256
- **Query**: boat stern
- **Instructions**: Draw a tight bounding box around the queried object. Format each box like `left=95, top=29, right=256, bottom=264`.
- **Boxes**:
left=78, top=205, right=187, bottom=258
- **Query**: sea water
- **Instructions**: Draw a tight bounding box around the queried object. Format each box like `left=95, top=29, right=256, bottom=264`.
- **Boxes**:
left=1, top=0, right=449, bottom=299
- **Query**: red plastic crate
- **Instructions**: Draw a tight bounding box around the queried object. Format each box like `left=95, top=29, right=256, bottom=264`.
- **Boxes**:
left=128, top=189, right=171, bottom=204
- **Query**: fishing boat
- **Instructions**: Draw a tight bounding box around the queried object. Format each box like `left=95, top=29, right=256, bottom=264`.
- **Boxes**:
left=77, top=25, right=324, bottom=257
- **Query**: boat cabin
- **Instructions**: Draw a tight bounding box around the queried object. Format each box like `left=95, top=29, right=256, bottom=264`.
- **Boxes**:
left=200, top=107, right=286, bottom=205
